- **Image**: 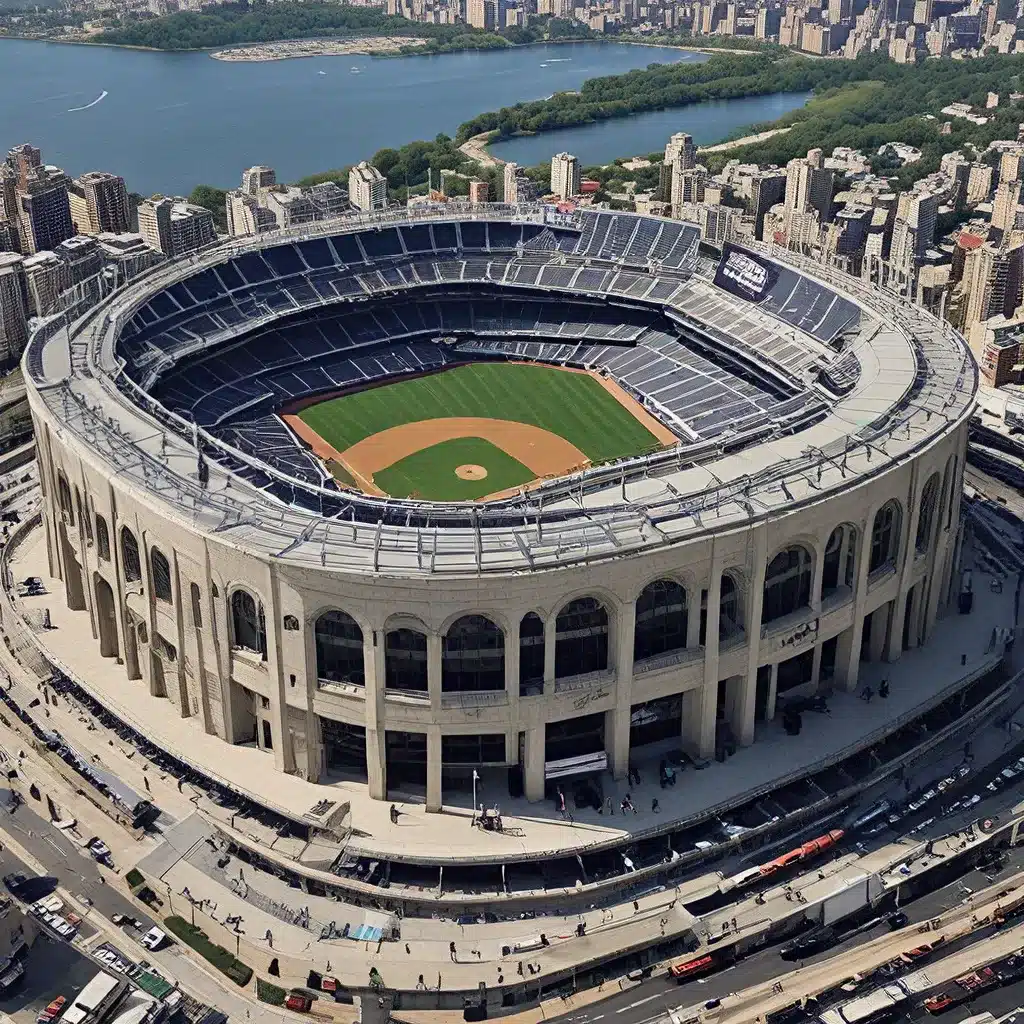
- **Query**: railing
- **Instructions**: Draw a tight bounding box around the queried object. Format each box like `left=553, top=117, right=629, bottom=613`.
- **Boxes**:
left=440, top=689, right=509, bottom=709
left=633, top=646, right=701, bottom=676
left=317, top=679, right=365, bottom=699
left=552, top=667, right=615, bottom=693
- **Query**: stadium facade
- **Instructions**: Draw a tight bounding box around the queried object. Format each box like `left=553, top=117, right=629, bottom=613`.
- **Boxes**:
left=24, top=206, right=975, bottom=811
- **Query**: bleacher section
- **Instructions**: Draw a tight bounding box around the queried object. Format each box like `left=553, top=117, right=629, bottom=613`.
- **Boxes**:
left=115, top=211, right=862, bottom=498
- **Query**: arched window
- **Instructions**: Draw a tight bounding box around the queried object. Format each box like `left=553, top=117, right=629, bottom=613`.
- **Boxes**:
left=821, top=524, right=857, bottom=597
left=121, top=528, right=141, bottom=583
left=519, top=612, right=544, bottom=693
left=916, top=474, right=941, bottom=553
left=231, top=589, right=266, bottom=658
left=190, top=582, right=203, bottom=629
left=95, top=516, right=110, bottom=561
left=316, top=610, right=365, bottom=685
left=762, top=546, right=813, bottom=625
left=151, top=548, right=172, bottom=603
left=720, top=573, right=742, bottom=639
left=555, top=597, right=608, bottom=678
left=442, top=614, right=504, bottom=692
left=869, top=500, right=902, bottom=573
left=634, top=580, right=687, bottom=661
left=385, top=627, right=428, bottom=692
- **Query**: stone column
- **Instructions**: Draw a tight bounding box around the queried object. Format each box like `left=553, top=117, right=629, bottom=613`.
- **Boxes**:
left=682, top=683, right=716, bottom=758
left=607, top=601, right=636, bottom=779
left=426, top=727, right=442, bottom=813
left=811, top=640, right=823, bottom=692
left=737, top=525, right=768, bottom=746
left=543, top=614, right=557, bottom=691
left=836, top=515, right=873, bottom=692
left=365, top=626, right=387, bottom=800
left=686, top=586, right=702, bottom=650
left=427, top=632, right=442, bottom=712
left=868, top=601, right=890, bottom=662
left=523, top=725, right=545, bottom=802
left=764, top=661, right=779, bottom=721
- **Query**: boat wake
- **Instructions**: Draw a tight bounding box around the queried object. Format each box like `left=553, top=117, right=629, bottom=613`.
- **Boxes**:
left=67, top=90, right=108, bottom=112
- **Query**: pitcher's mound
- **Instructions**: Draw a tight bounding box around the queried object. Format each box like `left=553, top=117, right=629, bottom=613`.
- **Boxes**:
left=455, top=464, right=488, bottom=481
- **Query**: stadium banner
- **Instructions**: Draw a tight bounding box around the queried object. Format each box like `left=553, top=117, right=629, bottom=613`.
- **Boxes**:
left=713, top=243, right=779, bottom=303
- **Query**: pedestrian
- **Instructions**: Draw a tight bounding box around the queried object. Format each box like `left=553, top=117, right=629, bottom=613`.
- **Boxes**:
left=450, top=941, right=457, bottom=962
left=557, top=788, right=567, bottom=819
left=417, top=974, right=425, bottom=990
left=879, top=679, right=889, bottom=699
left=652, top=798, right=660, bottom=813
left=860, top=685, right=873, bottom=703
left=144, top=775, right=150, bottom=793
left=390, top=804, right=399, bottom=825
left=633, top=900, right=640, bottom=915
left=405, top=943, right=411, bottom=954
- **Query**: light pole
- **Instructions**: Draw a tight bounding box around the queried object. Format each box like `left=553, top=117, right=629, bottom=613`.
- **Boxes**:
left=471, top=769, right=479, bottom=825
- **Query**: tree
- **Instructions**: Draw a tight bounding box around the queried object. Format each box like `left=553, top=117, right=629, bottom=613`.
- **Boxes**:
left=189, top=184, right=229, bottom=232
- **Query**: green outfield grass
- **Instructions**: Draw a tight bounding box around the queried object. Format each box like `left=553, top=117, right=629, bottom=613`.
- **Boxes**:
left=297, top=362, right=663, bottom=464
left=374, top=437, right=534, bottom=501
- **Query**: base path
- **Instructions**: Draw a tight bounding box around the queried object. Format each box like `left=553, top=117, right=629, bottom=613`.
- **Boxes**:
left=343, top=417, right=589, bottom=487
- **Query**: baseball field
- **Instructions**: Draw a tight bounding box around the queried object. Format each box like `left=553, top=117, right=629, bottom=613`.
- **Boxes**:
left=283, top=362, right=677, bottom=501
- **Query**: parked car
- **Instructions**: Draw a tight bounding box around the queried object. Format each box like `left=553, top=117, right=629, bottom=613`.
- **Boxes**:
left=85, top=838, right=112, bottom=865
left=284, top=994, right=312, bottom=1013
left=37, top=996, right=66, bottom=1023
left=141, top=927, right=167, bottom=951
left=780, top=929, right=836, bottom=960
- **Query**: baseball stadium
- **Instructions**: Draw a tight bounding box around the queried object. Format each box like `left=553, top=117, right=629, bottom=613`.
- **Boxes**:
left=18, top=205, right=982, bottom=880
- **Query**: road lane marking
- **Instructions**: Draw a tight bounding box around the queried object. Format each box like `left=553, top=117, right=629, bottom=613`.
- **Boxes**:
left=616, top=994, right=663, bottom=1013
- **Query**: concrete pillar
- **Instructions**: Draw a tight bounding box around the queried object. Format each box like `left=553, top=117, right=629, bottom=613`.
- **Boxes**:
left=811, top=640, right=823, bottom=691
left=868, top=603, right=889, bottom=662
left=702, top=547, right=723, bottom=753
left=543, top=614, right=557, bottom=689
left=607, top=601, right=636, bottom=779
left=738, top=525, right=768, bottom=746
left=724, top=675, right=744, bottom=739
left=686, top=586, right=702, bottom=650
left=426, top=728, right=442, bottom=813
left=837, top=514, right=874, bottom=692
left=682, top=684, right=716, bottom=759
left=365, top=627, right=387, bottom=800
left=764, top=662, right=779, bottom=721
left=523, top=725, right=545, bottom=802
left=810, top=539, right=826, bottom=615
left=427, top=633, right=442, bottom=711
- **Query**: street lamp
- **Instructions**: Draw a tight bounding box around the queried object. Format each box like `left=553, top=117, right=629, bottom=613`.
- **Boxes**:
left=471, top=769, right=480, bottom=826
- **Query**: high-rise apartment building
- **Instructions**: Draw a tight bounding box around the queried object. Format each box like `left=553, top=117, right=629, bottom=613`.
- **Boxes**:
left=550, top=152, right=580, bottom=200
left=967, top=162, right=994, bottom=205
left=16, top=166, right=74, bottom=255
left=963, top=241, right=1024, bottom=330
left=226, top=192, right=277, bottom=237
left=503, top=163, right=534, bottom=204
left=22, top=251, right=68, bottom=318
left=67, top=172, right=131, bottom=235
left=1001, top=147, right=1024, bottom=185
left=137, top=196, right=216, bottom=257
left=671, top=167, right=706, bottom=216
left=0, top=166, right=16, bottom=226
left=888, top=189, right=938, bottom=279
left=467, top=0, right=497, bottom=28
left=665, top=133, right=697, bottom=172
left=750, top=169, right=787, bottom=239
left=992, top=178, right=1021, bottom=234
left=0, top=253, right=28, bottom=366
left=784, top=149, right=834, bottom=221
left=241, top=166, right=277, bottom=195
left=6, top=144, right=41, bottom=182
left=348, top=162, right=388, bottom=212
left=0, top=222, right=18, bottom=255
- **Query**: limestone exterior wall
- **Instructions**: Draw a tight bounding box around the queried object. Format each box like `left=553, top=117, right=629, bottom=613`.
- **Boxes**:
left=28, top=391, right=968, bottom=812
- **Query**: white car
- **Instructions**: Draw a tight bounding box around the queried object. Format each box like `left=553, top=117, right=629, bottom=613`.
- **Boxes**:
left=32, top=895, right=63, bottom=916
left=140, top=927, right=167, bottom=951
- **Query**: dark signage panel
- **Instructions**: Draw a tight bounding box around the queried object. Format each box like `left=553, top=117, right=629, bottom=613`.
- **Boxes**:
left=713, top=243, right=779, bottom=303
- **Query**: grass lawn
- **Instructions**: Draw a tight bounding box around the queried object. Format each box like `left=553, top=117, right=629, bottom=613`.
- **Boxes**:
left=297, top=362, right=662, bottom=465
left=373, top=436, right=534, bottom=500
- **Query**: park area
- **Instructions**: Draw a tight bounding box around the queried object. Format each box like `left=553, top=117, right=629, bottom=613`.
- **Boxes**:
left=282, top=361, right=675, bottom=501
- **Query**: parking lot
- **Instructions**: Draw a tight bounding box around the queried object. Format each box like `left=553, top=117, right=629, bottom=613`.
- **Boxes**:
left=0, top=933, right=106, bottom=1024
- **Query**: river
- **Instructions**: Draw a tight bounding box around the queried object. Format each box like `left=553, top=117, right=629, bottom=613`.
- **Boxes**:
left=0, top=38, right=806, bottom=194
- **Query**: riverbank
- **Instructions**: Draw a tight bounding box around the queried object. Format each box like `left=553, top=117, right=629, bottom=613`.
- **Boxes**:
left=698, top=124, right=792, bottom=153
left=210, top=35, right=426, bottom=61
